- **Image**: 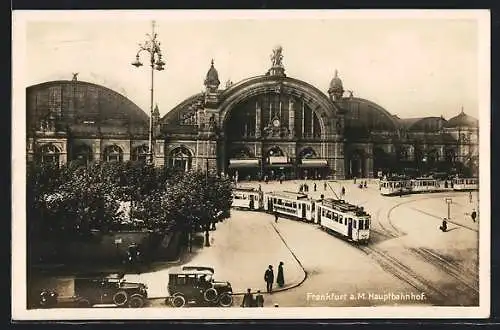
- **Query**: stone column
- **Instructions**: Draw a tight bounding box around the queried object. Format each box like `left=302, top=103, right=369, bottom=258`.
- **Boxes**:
left=288, top=98, right=295, bottom=137
left=333, top=142, right=345, bottom=180
left=94, top=139, right=102, bottom=162
left=154, top=140, right=165, bottom=167
left=365, top=156, right=374, bottom=179
left=301, top=100, right=305, bottom=137
left=255, top=102, right=261, bottom=138
left=122, top=140, right=131, bottom=162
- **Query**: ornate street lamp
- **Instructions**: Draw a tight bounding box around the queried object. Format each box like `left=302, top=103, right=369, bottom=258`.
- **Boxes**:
left=132, top=20, right=165, bottom=165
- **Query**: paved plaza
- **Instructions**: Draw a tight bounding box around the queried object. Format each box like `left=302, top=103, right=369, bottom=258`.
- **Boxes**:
left=31, top=179, right=480, bottom=308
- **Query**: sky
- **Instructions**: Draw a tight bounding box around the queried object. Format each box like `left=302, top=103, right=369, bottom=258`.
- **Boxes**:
left=20, top=10, right=486, bottom=120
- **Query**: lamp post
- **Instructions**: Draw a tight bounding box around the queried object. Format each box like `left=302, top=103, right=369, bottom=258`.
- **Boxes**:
left=132, top=20, right=165, bottom=165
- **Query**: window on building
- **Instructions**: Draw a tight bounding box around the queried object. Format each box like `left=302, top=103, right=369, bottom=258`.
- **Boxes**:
left=132, top=145, right=149, bottom=162
left=103, top=145, right=123, bottom=162
left=39, top=143, right=60, bottom=165
left=72, top=144, right=93, bottom=165
left=169, top=147, right=192, bottom=171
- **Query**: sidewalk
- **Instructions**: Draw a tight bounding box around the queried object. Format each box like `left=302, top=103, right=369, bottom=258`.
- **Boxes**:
left=125, top=210, right=306, bottom=298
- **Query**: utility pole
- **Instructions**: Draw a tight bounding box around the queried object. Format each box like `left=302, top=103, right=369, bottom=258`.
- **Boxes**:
left=445, top=198, right=452, bottom=220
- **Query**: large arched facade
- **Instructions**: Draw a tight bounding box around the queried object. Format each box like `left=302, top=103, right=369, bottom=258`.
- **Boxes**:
left=27, top=48, right=479, bottom=179
left=159, top=49, right=478, bottom=179
left=161, top=61, right=346, bottom=180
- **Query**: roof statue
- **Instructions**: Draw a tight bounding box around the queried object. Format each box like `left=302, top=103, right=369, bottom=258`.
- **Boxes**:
left=72, top=73, right=79, bottom=81
left=270, top=45, right=284, bottom=67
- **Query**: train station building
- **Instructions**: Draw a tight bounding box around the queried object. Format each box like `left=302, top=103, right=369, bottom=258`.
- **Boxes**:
left=26, top=47, right=478, bottom=179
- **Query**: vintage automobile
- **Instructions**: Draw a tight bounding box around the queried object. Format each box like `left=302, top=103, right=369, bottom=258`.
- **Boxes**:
left=73, top=273, right=148, bottom=308
left=166, top=266, right=233, bottom=307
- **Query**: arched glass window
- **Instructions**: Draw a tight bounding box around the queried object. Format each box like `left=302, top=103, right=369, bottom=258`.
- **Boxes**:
left=39, top=144, right=60, bottom=165
left=169, top=147, right=192, bottom=171
left=72, top=144, right=93, bottom=165
left=103, top=145, right=123, bottom=162
left=132, top=145, right=149, bottom=162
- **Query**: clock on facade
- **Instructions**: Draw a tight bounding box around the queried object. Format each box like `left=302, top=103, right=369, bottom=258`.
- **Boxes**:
left=272, top=118, right=280, bottom=127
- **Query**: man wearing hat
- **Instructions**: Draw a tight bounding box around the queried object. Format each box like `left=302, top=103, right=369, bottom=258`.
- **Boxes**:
left=264, top=265, right=274, bottom=293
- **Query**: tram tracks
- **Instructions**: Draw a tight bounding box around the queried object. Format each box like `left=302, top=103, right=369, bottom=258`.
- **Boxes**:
left=363, top=193, right=479, bottom=304
left=359, top=245, right=448, bottom=303
left=408, top=247, right=479, bottom=295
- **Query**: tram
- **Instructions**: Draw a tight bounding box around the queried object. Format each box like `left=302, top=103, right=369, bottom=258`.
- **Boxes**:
left=453, top=177, right=479, bottom=191
left=379, top=178, right=411, bottom=196
left=410, top=178, right=440, bottom=193
left=263, top=191, right=317, bottom=222
left=316, top=198, right=370, bottom=244
left=231, top=187, right=262, bottom=210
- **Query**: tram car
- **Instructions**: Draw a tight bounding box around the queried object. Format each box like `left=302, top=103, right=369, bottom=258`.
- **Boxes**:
left=231, top=187, right=262, bottom=210
left=379, top=178, right=412, bottom=196
left=263, top=191, right=317, bottom=222
left=316, top=198, right=370, bottom=244
left=453, top=177, right=479, bottom=191
left=410, top=178, right=439, bottom=193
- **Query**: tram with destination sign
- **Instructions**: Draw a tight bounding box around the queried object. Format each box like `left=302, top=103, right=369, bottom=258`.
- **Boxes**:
left=452, top=177, right=479, bottom=191
left=231, top=187, right=262, bottom=210
left=263, top=191, right=317, bottom=222
left=316, top=198, right=370, bottom=244
left=379, top=178, right=412, bottom=196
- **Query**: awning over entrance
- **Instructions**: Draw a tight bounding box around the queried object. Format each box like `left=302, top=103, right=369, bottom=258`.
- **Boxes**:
left=229, top=159, right=260, bottom=168
left=268, top=156, right=288, bottom=164
left=298, top=159, right=328, bottom=167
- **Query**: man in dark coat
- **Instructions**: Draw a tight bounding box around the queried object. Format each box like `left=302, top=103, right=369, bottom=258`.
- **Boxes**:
left=471, top=209, right=477, bottom=222
left=241, top=288, right=254, bottom=307
left=275, top=212, right=278, bottom=223
left=276, top=261, right=285, bottom=288
left=440, top=218, right=448, bottom=232
left=264, top=265, right=274, bottom=293
left=255, top=290, right=264, bottom=307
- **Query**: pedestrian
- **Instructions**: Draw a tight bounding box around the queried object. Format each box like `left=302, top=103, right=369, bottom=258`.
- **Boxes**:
left=324, top=181, right=327, bottom=191
left=264, top=265, right=274, bottom=293
left=299, top=184, right=303, bottom=193
left=276, top=261, right=285, bottom=288
left=255, top=290, right=264, bottom=307
left=469, top=191, right=473, bottom=203
left=440, top=218, right=448, bottom=232
left=341, top=186, right=346, bottom=197
left=241, top=288, right=254, bottom=307
left=275, top=212, right=279, bottom=223
left=444, top=180, right=448, bottom=189
left=471, top=209, right=477, bottom=222
left=364, top=180, right=367, bottom=188
left=354, top=177, right=357, bottom=184
left=314, top=183, right=317, bottom=192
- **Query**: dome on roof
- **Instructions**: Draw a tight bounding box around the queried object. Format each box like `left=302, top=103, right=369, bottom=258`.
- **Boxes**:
left=328, top=69, right=343, bottom=92
left=445, top=109, right=478, bottom=128
left=204, top=59, right=220, bottom=89
left=26, top=80, right=150, bottom=137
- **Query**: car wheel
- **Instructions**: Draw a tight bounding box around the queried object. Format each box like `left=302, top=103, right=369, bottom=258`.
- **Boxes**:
left=218, top=293, right=233, bottom=307
left=128, top=294, right=145, bottom=308
left=112, top=291, right=128, bottom=307
left=77, top=298, right=91, bottom=308
left=171, top=295, right=186, bottom=308
left=204, top=288, right=218, bottom=302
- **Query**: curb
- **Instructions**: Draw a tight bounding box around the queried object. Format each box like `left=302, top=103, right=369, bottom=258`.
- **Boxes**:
left=225, top=216, right=308, bottom=297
